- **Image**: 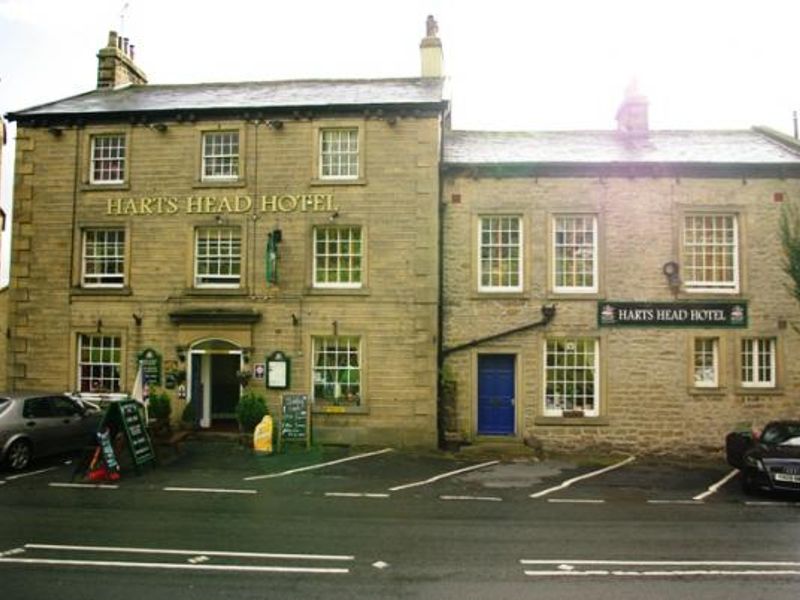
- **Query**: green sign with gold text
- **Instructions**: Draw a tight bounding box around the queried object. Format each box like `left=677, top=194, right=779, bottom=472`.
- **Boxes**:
left=598, top=301, right=748, bottom=328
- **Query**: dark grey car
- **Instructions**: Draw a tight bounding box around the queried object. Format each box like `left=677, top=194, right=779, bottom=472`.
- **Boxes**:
left=0, top=392, right=102, bottom=471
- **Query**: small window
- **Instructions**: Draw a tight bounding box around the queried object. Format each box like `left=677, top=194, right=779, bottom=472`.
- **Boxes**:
left=195, top=227, right=242, bottom=288
left=693, top=338, right=719, bottom=388
left=741, top=338, right=776, bottom=388
left=90, top=134, right=126, bottom=184
left=320, top=128, right=359, bottom=179
left=313, top=226, right=363, bottom=288
left=553, top=215, right=597, bottom=293
left=82, top=229, right=125, bottom=287
left=479, top=216, right=522, bottom=292
left=544, top=338, right=599, bottom=417
left=683, top=214, right=739, bottom=292
left=312, top=336, right=361, bottom=407
left=202, top=131, right=240, bottom=180
left=78, top=335, right=121, bottom=393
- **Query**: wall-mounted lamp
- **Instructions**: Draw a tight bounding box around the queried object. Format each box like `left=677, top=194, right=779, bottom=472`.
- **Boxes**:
left=175, top=345, right=187, bottom=363
left=48, top=127, right=63, bottom=137
left=96, top=318, right=103, bottom=333
left=386, top=115, right=398, bottom=126
left=149, top=123, right=168, bottom=132
left=328, top=210, right=340, bottom=222
left=291, top=313, right=300, bottom=326
left=268, top=120, right=284, bottom=130
left=663, top=261, right=681, bottom=294
left=132, top=313, right=143, bottom=327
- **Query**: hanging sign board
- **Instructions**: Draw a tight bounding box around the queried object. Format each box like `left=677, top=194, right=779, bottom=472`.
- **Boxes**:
left=598, top=301, right=748, bottom=328
left=267, top=351, right=291, bottom=389
left=280, top=394, right=310, bottom=449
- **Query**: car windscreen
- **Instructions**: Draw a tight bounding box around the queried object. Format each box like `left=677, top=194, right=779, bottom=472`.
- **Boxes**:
left=0, top=399, right=9, bottom=415
left=761, top=423, right=800, bottom=446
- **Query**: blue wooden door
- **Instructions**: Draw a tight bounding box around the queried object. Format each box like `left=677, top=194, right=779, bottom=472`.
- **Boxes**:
left=477, top=354, right=515, bottom=435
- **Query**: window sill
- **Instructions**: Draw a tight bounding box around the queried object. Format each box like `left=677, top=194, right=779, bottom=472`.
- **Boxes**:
left=735, top=387, right=783, bottom=397
left=71, top=286, right=132, bottom=297
left=312, top=404, right=368, bottom=415
left=534, top=416, right=610, bottom=426
left=192, top=179, right=247, bottom=189
left=183, top=287, right=250, bottom=297
left=547, top=292, right=602, bottom=301
left=81, top=182, right=130, bottom=192
left=688, top=387, right=727, bottom=396
left=305, top=287, right=370, bottom=297
left=470, top=291, right=528, bottom=300
left=310, top=178, right=367, bottom=187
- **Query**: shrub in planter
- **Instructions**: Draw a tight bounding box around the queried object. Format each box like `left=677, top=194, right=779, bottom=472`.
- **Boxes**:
left=235, top=391, right=268, bottom=433
left=180, top=402, right=197, bottom=430
left=148, top=389, right=172, bottom=436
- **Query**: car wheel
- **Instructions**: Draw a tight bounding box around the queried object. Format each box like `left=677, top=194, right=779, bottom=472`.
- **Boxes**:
left=6, top=439, right=32, bottom=471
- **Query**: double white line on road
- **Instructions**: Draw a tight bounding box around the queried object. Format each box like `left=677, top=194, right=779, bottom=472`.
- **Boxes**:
left=521, top=559, right=800, bottom=578
left=0, top=543, right=354, bottom=575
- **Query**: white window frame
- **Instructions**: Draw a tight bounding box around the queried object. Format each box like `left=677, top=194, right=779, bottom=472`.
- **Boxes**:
left=552, top=214, right=598, bottom=294
left=201, top=131, right=240, bottom=181
left=543, top=338, right=600, bottom=417
left=90, top=134, right=126, bottom=184
left=82, top=228, right=125, bottom=288
left=78, top=334, right=122, bottom=393
left=478, top=215, right=523, bottom=292
left=312, top=336, right=362, bottom=406
left=313, top=226, right=363, bottom=289
left=693, top=337, right=719, bottom=388
left=741, top=337, right=776, bottom=388
left=194, top=226, right=242, bottom=288
left=683, top=214, right=740, bottom=293
left=319, top=128, right=359, bottom=180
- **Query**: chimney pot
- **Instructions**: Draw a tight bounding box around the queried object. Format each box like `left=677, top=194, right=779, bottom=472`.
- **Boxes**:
left=420, top=15, right=444, bottom=78
left=97, top=30, right=148, bottom=89
left=616, top=79, right=649, bottom=135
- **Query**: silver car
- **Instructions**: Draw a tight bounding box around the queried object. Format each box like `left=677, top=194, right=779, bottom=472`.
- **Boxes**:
left=0, top=392, right=102, bottom=471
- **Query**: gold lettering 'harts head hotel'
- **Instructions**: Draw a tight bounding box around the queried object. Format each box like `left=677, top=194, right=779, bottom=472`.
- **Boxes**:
left=3, top=22, right=448, bottom=446
left=6, top=19, right=800, bottom=455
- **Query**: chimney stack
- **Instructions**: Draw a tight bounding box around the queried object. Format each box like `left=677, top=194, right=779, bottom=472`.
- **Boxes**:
left=616, top=79, right=649, bottom=135
left=420, top=15, right=444, bottom=78
left=97, top=30, right=148, bottom=89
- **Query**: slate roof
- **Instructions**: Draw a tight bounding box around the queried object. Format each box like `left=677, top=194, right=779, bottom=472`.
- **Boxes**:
left=7, top=77, right=446, bottom=120
left=444, top=129, right=800, bottom=166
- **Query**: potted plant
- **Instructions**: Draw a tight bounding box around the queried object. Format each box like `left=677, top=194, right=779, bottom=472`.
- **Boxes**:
left=148, top=389, right=172, bottom=437
left=235, top=391, right=268, bottom=445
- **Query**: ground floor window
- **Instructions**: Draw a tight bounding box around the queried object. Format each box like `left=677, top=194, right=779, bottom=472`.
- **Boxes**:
left=78, top=334, right=121, bottom=393
left=312, top=336, right=361, bottom=406
left=544, top=338, right=598, bottom=417
left=693, top=337, right=719, bottom=388
left=741, top=337, right=776, bottom=388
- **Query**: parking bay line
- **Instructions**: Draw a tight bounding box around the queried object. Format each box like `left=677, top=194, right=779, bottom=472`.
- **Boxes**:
left=521, top=559, right=800, bottom=578
left=49, top=483, right=119, bottom=490
left=440, top=495, right=503, bottom=502
left=325, top=492, right=390, bottom=499
left=244, top=448, right=394, bottom=481
left=388, top=460, right=499, bottom=492
left=529, top=455, right=636, bottom=499
left=164, top=487, right=257, bottom=495
left=5, top=467, right=59, bottom=481
left=692, top=468, right=739, bottom=501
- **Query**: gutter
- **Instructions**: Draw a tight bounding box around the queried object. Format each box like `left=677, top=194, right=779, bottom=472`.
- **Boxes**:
left=442, top=305, right=557, bottom=357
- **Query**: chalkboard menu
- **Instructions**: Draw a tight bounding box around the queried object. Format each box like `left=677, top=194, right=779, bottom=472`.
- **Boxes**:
left=281, top=394, right=310, bottom=447
left=117, top=399, right=156, bottom=467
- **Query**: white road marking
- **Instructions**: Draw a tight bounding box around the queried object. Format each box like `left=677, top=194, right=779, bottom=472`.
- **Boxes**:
left=163, top=487, right=257, bottom=495
left=25, top=543, right=355, bottom=562
left=524, top=569, right=800, bottom=577
left=49, top=483, right=119, bottom=490
left=520, top=559, right=800, bottom=567
left=6, top=467, right=59, bottom=481
left=529, top=455, right=635, bottom=499
left=547, top=498, right=605, bottom=504
left=388, top=460, right=499, bottom=492
left=745, top=501, right=800, bottom=507
left=439, top=495, right=503, bottom=502
left=0, top=557, right=349, bottom=574
left=0, top=548, right=25, bottom=557
left=692, top=468, right=739, bottom=501
left=325, top=492, right=390, bottom=499
left=372, top=561, right=390, bottom=569
left=647, top=499, right=704, bottom=505
left=0, top=481, right=5, bottom=486
left=244, top=448, right=394, bottom=481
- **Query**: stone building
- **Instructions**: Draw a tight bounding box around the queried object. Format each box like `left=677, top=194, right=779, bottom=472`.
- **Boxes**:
left=441, top=87, right=800, bottom=454
left=5, top=20, right=800, bottom=453
left=4, top=27, right=447, bottom=446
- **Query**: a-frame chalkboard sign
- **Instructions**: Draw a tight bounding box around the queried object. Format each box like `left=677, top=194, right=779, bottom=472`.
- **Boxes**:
left=99, top=398, right=156, bottom=471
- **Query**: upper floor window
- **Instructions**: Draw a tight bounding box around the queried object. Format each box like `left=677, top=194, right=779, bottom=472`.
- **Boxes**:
left=693, top=337, right=719, bottom=388
left=553, top=214, right=597, bottom=293
left=313, top=226, right=363, bottom=288
left=479, top=216, right=522, bottom=292
left=683, top=214, right=739, bottom=293
left=320, top=128, right=359, bottom=179
left=90, top=134, right=126, bottom=184
left=741, top=337, right=776, bottom=388
left=544, top=338, right=599, bottom=417
left=195, top=227, right=241, bottom=288
left=202, top=131, right=239, bottom=180
left=78, top=334, right=121, bottom=393
left=82, top=229, right=125, bottom=287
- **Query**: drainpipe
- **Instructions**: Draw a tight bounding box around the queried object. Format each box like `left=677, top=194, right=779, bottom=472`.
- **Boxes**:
left=436, top=115, right=447, bottom=449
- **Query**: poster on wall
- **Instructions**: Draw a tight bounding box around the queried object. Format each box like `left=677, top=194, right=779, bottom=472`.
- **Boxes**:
left=267, top=351, right=290, bottom=389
